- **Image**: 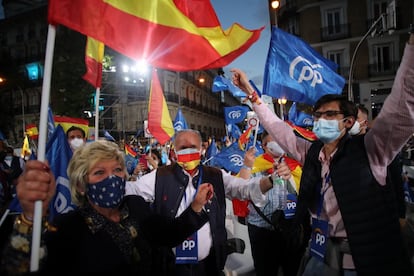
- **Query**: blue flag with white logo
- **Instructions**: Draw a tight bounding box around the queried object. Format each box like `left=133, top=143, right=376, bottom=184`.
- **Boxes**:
left=46, top=125, right=75, bottom=220
left=263, top=28, right=345, bottom=105
left=173, top=108, right=188, bottom=133
left=288, top=102, right=314, bottom=127
left=210, top=142, right=245, bottom=174
left=205, top=138, right=219, bottom=162
left=224, top=106, right=250, bottom=125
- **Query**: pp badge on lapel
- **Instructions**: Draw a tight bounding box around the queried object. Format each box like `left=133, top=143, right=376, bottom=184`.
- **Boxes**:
left=176, top=232, right=198, bottom=264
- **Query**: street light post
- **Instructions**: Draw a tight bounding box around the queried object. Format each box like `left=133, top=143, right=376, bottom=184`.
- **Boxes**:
left=348, top=13, right=387, bottom=102
left=277, top=98, right=287, bottom=120
left=271, top=0, right=280, bottom=27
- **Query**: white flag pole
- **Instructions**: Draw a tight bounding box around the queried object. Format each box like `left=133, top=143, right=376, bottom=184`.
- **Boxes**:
left=30, top=24, right=56, bottom=272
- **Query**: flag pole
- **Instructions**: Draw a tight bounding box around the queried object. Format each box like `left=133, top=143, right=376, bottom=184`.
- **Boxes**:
left=31, top=24, right=56, bottom=272
left=94, top=87, right=100, bottom=141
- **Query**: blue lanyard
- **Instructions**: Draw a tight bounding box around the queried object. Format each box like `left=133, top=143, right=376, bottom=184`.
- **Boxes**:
left=316, top=173, right=330, bottom=218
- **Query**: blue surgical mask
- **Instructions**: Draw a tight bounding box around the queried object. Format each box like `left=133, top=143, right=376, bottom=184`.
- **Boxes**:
left=313, top=118, right=345, bottom=144
left=86, top=175, right=126, bottom=208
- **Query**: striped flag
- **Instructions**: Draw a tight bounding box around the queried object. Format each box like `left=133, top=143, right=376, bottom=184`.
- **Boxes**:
left=83, top=37, right=104, bottom=88
left=238, top=125, right=253, bottom=151
left=48, top=0, right=263, bottom=71
left=21, top=135, right=31, bottom=158
left=25, top=124, right=39, bottom=140
left=54, top=116, right=89, bottom=139
left=148, top=69, right=174, bottom=145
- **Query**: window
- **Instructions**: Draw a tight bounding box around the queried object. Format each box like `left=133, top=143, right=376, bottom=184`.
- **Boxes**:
left=287, top=18, right=298, bottom=35
left=373, top=43, right=392, bottom=72
left=326, top=8, right=342, bottom=35
left=372, top=0, right=388, bottom=19
left=327, top=50, right=343, bottom=69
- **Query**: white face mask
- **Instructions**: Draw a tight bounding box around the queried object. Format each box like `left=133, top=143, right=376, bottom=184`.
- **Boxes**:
left=348, top=120, right=361, bottom=136
left=266, top=141, right=285, bottom=157
left=70, top=138, right=85, bottom=150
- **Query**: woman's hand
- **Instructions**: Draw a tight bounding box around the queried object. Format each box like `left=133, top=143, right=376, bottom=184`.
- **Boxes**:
left=191, top=183, right=214, bottom=213
left=17, top=160, right=56, bottom=219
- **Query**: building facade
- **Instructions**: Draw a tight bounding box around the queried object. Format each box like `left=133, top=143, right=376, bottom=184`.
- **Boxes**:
left=276, top=0, right=413, bottom=120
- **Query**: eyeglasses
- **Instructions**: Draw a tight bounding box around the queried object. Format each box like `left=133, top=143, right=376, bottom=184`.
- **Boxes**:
left=312, top=110, right=343, bottom=119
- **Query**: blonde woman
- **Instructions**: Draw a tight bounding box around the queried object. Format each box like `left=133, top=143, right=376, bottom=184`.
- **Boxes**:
left=1, top=140, right=213, bottom=275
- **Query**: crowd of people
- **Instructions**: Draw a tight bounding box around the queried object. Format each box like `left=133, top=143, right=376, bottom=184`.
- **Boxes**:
left=0, top=30, right=413, bottom=276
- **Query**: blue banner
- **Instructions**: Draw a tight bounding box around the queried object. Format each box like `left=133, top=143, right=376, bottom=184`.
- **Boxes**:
left=46, top=125, right=75, bottom=220
left=263, top=28, right=345, bottom=105
left=173, top=108, right=188, bottom=132
left=226, top=123, right=242, bottom=140
left=103, top=130, right=116, bottom=142
left=212, top=75, right=246, bottom=97
left=205, top=138, right=219, bottom=163
left=288, top=102, right=314, bottom=127
left=224, top=106, right=250, bottom=125
left=210, top=142, right=246, bottom=174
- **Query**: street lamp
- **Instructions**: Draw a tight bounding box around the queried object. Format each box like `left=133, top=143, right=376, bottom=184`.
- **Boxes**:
left=277, top=98, right=287, bottom=120
left=271, top=0, right=280, bottom=27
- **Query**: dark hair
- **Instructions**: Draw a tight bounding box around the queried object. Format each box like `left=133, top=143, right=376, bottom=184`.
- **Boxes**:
left=313, top=94, right=357, bottom=119
left=356, top=104, right=369, bottom=116
left=66, top=126, right=86, bottom=138
left=260, top=130, right=270, bottom=141
left=151, top=149, right=163, bottom=166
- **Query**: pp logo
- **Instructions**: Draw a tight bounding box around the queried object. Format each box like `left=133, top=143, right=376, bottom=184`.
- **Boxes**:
left=182, top=239, right=196, bottom=251
left=174, top=122, right=185, bottom=131
left=286, top=200, right=296, bottom=210
left=289, top=56, right=323, bottom=87
left=229, top=154, right=244, bottom=166
left=228, top=110, right=243, bottom=121
left=315, top=232, right=326, bottom=246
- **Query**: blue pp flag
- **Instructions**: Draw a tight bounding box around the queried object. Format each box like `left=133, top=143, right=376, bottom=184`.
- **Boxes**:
left=173, top=108, right=188, bottom=132
left=47, top=106, right=55, bottom=142
left=212, top=75, right=246, bottom=97
left=288, top=102, right=314, bottom=127
left=103, top=130, right=116, bottom=142
left=224, top=106, right=250, bottom=125
left=210, top=142, right=246, bottom=174
left=226, top=123, right=242, bottom=140
left=205, top=138, right=219, bottom=164
left=263, top=28, right=345, bottom=105
left=46, top=125, right=75, bottom=220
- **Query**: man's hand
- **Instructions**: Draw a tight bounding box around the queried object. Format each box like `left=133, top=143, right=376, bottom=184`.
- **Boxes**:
left=191, top=183, right=214, bottom=213
left=230, top=68, right=254, bottom=95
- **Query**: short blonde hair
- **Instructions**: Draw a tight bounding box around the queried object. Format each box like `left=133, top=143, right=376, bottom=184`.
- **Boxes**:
left=68, top=140, right=126, bottom=206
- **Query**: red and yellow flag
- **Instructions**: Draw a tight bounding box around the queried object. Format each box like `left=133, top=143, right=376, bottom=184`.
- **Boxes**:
left=83, top=37, right=104, bottom=88
left=21, top=135, right=31, bottom=158
left=54, top=116, right=89, bottom=138
left=238, top=125, right=253, bottom=150
left=286, top=121, right=318, bottom=142
left=148, top=69, right=174, bottom=145
left=48, top=0, right=263, bottom=71
left=25, top=124, right=39, bottom=140
left=125, top=144, right=137, bottom=158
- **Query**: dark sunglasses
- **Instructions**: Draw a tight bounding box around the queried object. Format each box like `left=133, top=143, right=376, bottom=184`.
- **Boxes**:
left=312, top=110, right=343, bottom=119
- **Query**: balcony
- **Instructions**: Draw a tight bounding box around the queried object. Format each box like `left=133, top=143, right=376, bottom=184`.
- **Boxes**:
left=321, top=23, right=350, bottom=41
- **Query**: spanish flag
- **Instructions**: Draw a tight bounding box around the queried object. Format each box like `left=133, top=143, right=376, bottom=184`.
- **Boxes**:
left=48, top=0, right=263, bottom=71
left=83, top=37, right=104, bottom=88
left=54, top=116, right=89, bottom=139
left=148, top=69, right=174, bottom=145
left=125, top=144, right=137, bottom=158
left=25, top=124, right=39, bottom=140
left=286, top=121, right=318, bottom=142
left=238, top=125, right=253, bottom=151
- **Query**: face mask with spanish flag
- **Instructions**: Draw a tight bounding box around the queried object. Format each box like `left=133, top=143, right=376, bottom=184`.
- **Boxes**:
left=175, top=148, right=201, bottom=171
